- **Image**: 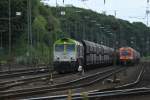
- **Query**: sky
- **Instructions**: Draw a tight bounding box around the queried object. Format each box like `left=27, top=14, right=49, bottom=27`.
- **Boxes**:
left=42, top=0, right=150, bottom=26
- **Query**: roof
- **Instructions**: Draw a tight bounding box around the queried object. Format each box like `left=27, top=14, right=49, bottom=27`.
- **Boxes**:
left=54, top=38, right=82, bottom=45
left=119, top=47, right=134, bottom=51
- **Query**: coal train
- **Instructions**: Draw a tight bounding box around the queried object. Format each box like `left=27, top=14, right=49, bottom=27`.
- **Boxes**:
left=53, top=38, right=140, bottom=73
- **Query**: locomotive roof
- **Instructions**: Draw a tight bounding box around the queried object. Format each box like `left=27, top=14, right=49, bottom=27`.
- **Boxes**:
left=120, top=47, right=134, bottom=51
left=119, top=47, right=139, bottom=53
left=119, top=47, right=140, bottom=57
left=54, top=38, right=82, bottom=45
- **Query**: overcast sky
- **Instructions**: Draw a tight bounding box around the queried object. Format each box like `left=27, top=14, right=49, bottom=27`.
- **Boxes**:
left=42, top=0, right=149, bottom=25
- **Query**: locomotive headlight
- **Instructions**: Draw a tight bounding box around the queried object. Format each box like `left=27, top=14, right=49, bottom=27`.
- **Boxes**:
left=70, top=57, right=75, bottom=61
left=55, top=57, right=60, bottom=61
left=57, top=57, right=60, bottom=60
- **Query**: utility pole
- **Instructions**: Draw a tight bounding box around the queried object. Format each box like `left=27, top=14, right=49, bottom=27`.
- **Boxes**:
left=29, top=0, right=32, bottom=47
left=63, top=0, right=65, bottom=5
left=114, top=10, right=117, bottom=17
left=27, top=0, right=32, bottom=47
left=146, top=0, right=150, bottom=26
left=147, top=38, right=150, bottom=56
left=27, top=0, right=29, bottom=47
left=8, top=0, right=11, bottom=57
left=83, top=16, right=89, bottom=40
left=104, top=0, right=106, bottom=5
left=146, top=0, right=150, bottom=57
left=113, top=10, right=118, bottom=82
left=0, top=32, right=1, bottom=48
left=56, top=0, right=58, bottom=7
left=0, top=30, right=5, bottom=49
left=8, top=0, right=12, bottom=72
left=0, top=31, right=2, bottom=48
left=27, top=0, right=32, bottom=57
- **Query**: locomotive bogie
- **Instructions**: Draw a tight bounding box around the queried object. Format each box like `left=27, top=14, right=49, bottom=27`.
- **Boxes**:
left=54, top=61, right=78, bottom=73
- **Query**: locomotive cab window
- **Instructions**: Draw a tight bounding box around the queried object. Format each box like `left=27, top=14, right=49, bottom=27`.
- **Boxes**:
left=66, top=44, right=75, bottom=52
left=55, top=44, right=64, bottom=52
left=55, top=44, right=75, bottom=52
left=120, top=50, right=131, bottom=56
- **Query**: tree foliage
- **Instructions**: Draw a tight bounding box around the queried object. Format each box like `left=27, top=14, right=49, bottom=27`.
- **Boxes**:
left=0, top=0, right=61, bottom=64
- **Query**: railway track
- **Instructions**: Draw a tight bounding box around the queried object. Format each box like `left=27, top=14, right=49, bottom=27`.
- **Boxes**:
left=0, top=66, right=113, bottom=92
left=0, top=72, right=76, bottom=91
left=0, top=66, right=125, bottom=99
left=0, top=66, right=48, bottom=74
left=0, top=67, right=50, bottom=79
left=24, top=63, right=147, bottom=100
left=0, top=73, right=49, bottom=91
left=28, top=87, right=150, bottom=100
left=90, top=63, right=145, bottom=92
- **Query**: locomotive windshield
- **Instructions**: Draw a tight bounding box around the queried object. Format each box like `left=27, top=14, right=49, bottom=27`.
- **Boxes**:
left=66, top=44, right=75, bottom=52
left=55, top=44, right=64, bottom=52
left=55, top=44, right=75, bottom=53
left=120, top=50, right=131, bottom=56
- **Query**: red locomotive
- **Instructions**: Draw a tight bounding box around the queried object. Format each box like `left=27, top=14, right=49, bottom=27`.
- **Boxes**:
left=119, top=47, right=140, bottom=65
